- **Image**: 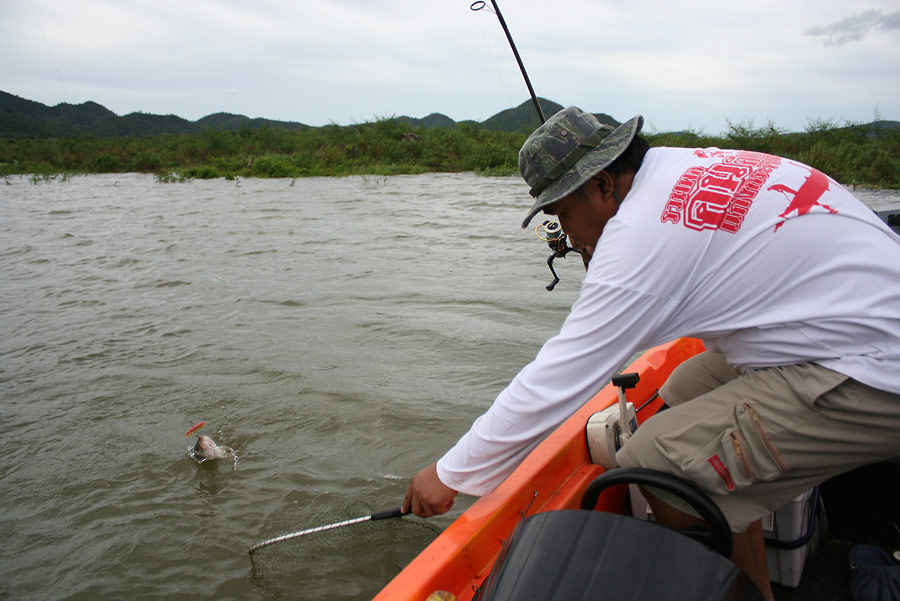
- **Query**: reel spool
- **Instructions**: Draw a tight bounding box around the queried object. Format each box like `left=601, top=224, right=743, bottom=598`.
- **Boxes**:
left=534, top=220, right=577, bottom=291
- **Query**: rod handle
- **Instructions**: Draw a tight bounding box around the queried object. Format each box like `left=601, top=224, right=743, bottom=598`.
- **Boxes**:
left=371, top=507, right=404, bottom=521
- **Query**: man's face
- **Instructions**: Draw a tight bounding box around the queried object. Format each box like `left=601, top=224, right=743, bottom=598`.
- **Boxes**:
left=543, top=176, right=620, bottom=265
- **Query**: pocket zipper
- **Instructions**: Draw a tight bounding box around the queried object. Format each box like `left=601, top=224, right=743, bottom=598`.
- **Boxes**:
left=730, top=430, right=755, bottom=480
left=743, top=402, right=791, bottom=472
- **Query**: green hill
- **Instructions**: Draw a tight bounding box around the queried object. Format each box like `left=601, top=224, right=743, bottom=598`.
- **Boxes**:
left=394, top=112, right=457, bottom=129
left=481, top=98, right=563, bottom=132
left=195, top=112, right=310, bottom=131
left=0, top=90, right=312, bottom=138
left=0, top=90, right=622, bottom=139
left=480, top=98, right=621, bottom=132
left=4, top=88, right=896, bottom=146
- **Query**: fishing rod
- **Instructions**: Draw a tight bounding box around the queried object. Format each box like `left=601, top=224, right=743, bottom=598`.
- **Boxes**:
left=470, top=1, right=544, bottom=125
left=472, top=1, right=579, bottom=290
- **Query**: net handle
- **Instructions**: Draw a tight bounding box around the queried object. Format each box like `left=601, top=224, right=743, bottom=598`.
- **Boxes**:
left=248, top=507, right=404, bottom=555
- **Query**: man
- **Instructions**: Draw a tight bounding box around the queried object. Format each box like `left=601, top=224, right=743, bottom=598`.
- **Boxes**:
left=402, top=106, right=900, bottom=599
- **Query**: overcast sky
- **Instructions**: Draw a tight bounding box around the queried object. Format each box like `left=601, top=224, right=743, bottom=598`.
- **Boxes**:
left=3, top=0, right=899, bottom=134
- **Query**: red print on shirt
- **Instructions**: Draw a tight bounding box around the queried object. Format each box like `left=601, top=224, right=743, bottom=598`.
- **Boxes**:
left=661, top=150, right=781, bottom=233
left=768, top=163, right=838, bottom=232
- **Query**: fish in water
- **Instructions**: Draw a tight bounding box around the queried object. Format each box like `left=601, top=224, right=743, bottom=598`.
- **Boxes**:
left=190, top=434, right=235, bottom=464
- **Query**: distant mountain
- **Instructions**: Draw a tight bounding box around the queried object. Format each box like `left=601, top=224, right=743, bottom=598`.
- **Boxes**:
left=0, top=90, right=629, bottom=139
left=195, top=112, right=309, bottom=131
left=0, top=91, right=311, bottom=138
left=870, top=120, right=900, bottom=131
left=480, top=98, right=621, bottom=132
left=394, top=112, right=457, bottom=129
left=0, top=92, right=116, bottom=137
left=481, top=98, right=563, bottom=132
left=20, top=90, right=895, bottom=139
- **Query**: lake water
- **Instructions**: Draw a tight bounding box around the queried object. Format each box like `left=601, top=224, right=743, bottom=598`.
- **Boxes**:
left=1, top=173, right=897, bottom=601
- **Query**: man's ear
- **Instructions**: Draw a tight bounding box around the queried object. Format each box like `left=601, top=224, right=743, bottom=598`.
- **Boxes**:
left=593, top=171, right=617, bottom=202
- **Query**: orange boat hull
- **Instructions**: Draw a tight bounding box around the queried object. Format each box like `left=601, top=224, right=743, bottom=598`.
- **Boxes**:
left=374, top=337, right=706, bottom=601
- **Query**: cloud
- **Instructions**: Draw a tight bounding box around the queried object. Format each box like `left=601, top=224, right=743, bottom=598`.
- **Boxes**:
left=3, top=0, right=897, bottom=133
left=806, top=9, right=900, bottom=46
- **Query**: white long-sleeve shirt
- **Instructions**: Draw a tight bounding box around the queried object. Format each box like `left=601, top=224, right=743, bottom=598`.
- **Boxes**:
left=437, top=147, right=900, bottom=496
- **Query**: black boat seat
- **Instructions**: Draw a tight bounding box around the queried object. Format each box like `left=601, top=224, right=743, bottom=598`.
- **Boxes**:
left=476, top=510, right=764, bottom=601
left=476, top=468, right=765, bottom=601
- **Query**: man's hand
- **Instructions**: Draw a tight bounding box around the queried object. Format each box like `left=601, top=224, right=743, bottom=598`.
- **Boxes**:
left=402, top=462, right=458, bottom=518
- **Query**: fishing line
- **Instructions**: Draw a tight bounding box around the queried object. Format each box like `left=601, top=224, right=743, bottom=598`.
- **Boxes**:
left=473, top=1, right=576, bottom=289
left=29, top=0, right=68, bottom=102
left=471, top=0, right=545, bottom=124
left=469, top=2, right=515, bottom=111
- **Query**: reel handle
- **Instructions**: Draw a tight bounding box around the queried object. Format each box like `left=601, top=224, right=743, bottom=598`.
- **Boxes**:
left=536, top=220, right=577, bottom=291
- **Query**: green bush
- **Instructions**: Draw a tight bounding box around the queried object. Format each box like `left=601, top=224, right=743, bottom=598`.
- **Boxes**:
left=90, top=152, right=124, bottom=172
left=182, top=166, right=220, bottom=179
left=250, top=155, right=293, bottom=178
left=2, top=117, right=898, bottom=188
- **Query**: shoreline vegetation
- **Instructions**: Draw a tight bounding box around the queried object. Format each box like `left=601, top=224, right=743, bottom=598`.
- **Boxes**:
left=2, top=117, right=899, bottom=188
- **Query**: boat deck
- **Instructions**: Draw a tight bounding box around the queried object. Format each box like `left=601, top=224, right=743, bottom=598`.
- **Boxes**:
left=774, top=541, right=855, bottom=601
left=773, top=462, right=900, bottom=601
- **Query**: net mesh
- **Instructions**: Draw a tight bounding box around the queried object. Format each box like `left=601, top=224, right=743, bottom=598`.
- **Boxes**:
left=249, top=502, right=442, bottom=601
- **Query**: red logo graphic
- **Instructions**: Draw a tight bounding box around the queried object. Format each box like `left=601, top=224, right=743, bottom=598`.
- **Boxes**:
left=768, top=164, right=838, bottom=232
left=661, top=150, right=780, bottom=233
left=708, top=454, right=735, bottom=491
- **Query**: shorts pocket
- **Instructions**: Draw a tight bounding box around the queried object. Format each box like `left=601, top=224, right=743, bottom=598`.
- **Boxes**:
left=653, top=401, right=790, bottom=497
left=714, top=402, right=790, bottom=492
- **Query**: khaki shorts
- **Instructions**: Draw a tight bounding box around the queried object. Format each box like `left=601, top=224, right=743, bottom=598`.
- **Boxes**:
left=616, top=352, right=900, bottom=532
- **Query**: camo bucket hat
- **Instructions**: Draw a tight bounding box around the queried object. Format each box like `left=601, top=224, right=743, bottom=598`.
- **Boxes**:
left=519, top=107, right=643, bottom=228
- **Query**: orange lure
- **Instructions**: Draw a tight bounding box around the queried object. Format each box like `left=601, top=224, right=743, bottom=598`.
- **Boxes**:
left=185, top=421, right=206, bottom=437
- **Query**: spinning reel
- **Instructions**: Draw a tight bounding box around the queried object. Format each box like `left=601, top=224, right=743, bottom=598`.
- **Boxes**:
left=534, top=220, right=578, bottom=291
